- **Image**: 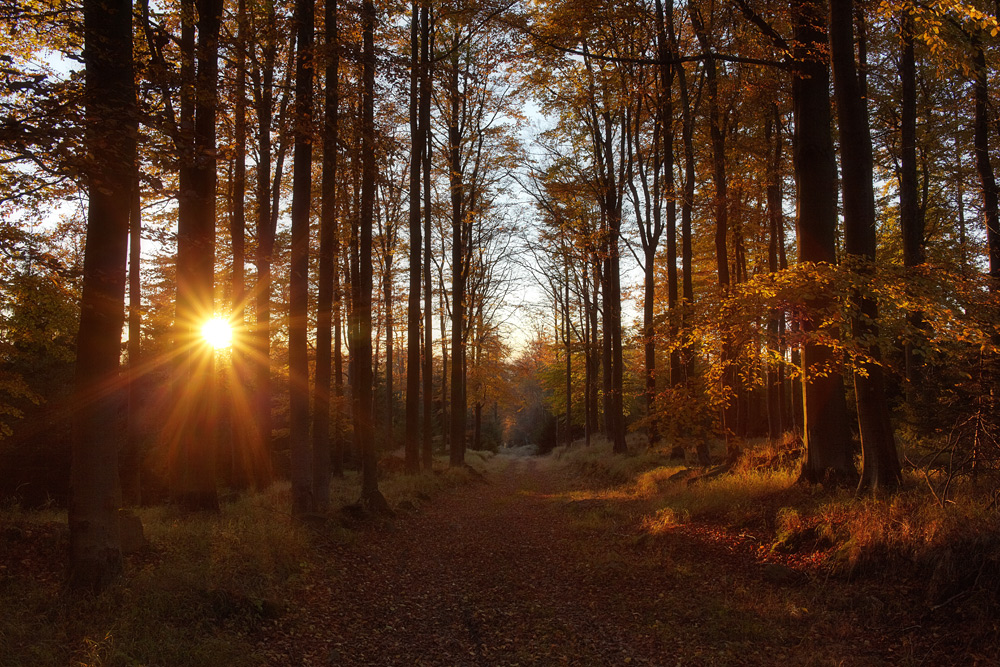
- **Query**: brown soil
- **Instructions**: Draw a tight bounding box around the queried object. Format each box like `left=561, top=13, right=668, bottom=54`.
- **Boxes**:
left=253, top=456, right=998, bottom=666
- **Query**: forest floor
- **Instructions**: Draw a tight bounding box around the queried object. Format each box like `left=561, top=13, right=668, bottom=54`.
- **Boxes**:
left=253, top=451, right=995, bottom=666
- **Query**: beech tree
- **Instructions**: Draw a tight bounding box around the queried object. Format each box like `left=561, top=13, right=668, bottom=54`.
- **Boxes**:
left=356, top=0, right=388, bottom=511
left=171, top=0, right=223, bottom=510
left=288, top=0, right=314, bottom=516
left=69, top=0, right=137, bottom=590
left=791, top=0, right=855, bottom=485
left=313, top=0, right=340, bottom=507
left=829, top=0, right=901, bottom=492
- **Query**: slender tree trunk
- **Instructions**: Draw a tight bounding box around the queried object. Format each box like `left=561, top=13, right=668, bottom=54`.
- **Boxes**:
left=449, top=53, right=466, bottom=467
left=765, top=106, right=785, bottom=441
left=357, top=0, right=387, bottom=510
left=793, top=0, right=856, bottom=486
left=899, top=11, right=926, bottom=399
left=228, top=0, right=250, bottom=491
left=173, top=0, right=222, bottom=511
left=383, top=243, right=395, bottom=446
left=70, top=0, right=135, bottom=589
left=313, top=0, right=339, bottom=505
left=581, top=264, right=593, bottom=447
left=973, top=35, right=1000, bottom=278
left=123, top=173, right=142, bottom=506
left=691, top=5, right=738, bottom=447
left=830, top=0, right=901, bottom=493
left=658, top=0, right=681, bottom=391
left=405, top=0, right=424, bottom=473
left=289, top=0, right=314, bottom=516
left=250, top=14, right=282, bottom=490
left=420, top=4, right=434, bottom=470
left=674, top=24, right=696, bottom=384
left=564, top=259, right=572, bottom=447
left=439, top=269, right=449, bottom=454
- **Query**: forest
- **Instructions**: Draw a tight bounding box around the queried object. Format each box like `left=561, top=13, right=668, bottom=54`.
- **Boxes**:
left=3, top=0, right=1000, bottom=661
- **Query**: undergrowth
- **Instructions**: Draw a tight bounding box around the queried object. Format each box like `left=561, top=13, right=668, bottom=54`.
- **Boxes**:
left=0, top=454, right=494, bottom=667
left=554, top=435, right=1000, bottom=606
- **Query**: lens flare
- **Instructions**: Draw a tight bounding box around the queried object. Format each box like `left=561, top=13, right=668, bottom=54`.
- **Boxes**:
left=201, top=317, right=233, bottom=349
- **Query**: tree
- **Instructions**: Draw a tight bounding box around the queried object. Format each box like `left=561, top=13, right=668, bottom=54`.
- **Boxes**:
left=69, top=0, right=137, bottom=590
left=288, top=0, right=314, bottom=516
left=171, top=0, right=223, bottom=510
left=792, top=0, right=856, bottom=486
left=405, top=0, right=427, bottom=473
left=356, top=0, right=388, bottom=512
left=829, top=0, right=901, bottom=493
left=420, top=1, right=434, bottom=471
left=313, top=0, right=340, bottom=508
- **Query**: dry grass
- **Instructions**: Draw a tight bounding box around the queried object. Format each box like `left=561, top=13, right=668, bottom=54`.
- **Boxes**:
left=553, top=435, right=1000, bottom=597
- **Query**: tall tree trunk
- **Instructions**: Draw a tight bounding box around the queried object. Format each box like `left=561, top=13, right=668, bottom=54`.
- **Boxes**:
left=581, top=262, right=593, bottom=447
left=249, top=11, right=284, bottom=490
left=674, top=21, right=696, bottom=385
left=357, top=0, right=388, bottom=510
left=830, top=0, right=901, bottom=493
left=289, top=0, right=314, bottom=516
left=691, top=4, right=738, bottom=448
left=973, top=35, right=1000, bottom=279
left=658, top=0, right=681, bottom=391
left=565, top=261, right=572, bottom=447
left=765, top=105, right=786, bottom=441
left=123, top=173, right=142, bottom=506
left=607, top=205, right=626, bottom=453
left=383, top=242, right=395, bottom=447
left=792, top=0, right=856, bottom=486
left=899, top=11, right=926, bottom=398
left=173, top=0, right=222, bottom=511
left=228, top=0, right=249, bottom=491
left=405, top=1, right=424, bottom=474
left=420, top=4, right=434, bottom=470
left=439, top=262, right=449, bottom=455
left=449, top=52, right=467, bottom=467
left=70, top=0, right=135, bottom=589
left=314, top=0, right=339, bottom=504
left=590, top=257, right=601, bottom=445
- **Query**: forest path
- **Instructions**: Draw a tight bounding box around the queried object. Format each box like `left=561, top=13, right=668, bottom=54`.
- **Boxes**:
left=255, top=454, right=910, bottom=666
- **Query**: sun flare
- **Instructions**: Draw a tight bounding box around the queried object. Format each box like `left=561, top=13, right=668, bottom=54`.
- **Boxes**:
left=201, top=317, right=233, bottom=350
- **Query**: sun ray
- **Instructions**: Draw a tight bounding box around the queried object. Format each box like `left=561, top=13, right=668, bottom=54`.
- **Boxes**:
left=201, top=317, right=233, bottom=350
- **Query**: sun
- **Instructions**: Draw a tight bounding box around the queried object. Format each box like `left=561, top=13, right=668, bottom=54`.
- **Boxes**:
left=201, top=317, right=233, bottom=350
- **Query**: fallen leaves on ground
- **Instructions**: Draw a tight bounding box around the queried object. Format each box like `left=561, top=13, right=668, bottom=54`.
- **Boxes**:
left=252, top=456, right=999, bottom=666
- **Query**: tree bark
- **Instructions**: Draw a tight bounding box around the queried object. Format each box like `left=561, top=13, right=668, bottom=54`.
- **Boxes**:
left=313, top=0, right=339, bottom=508
left=228, top=0, right=250, bottom=491
left=421, top=4, right=434, bottom=470
left=405, top=0, right=425, bottom=474
left=173, top=0, right=222, bottom=511
left=765, top=105, right=785, bottom=441
left=70, top=0, right=136, bottom=590
left=250, top=13, right=280, bottom=491
left=899, top=11, right=926, bottom=398
left=289, top=0, right=314, bottom=516
left=357, top=0, right=388, bottom=511
left=792, top=0, right=856, bottom=486
left=449, top=49, right=467, bottom=467
left=830, top=0, right=901, bottom=493
left=973, top=35, right=1000, bottom=279
left=123, top=173, right=142, bottom=506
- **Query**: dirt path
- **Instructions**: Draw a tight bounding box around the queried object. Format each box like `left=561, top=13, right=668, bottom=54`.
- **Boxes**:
left=254, top=455, right=923, bottom=666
